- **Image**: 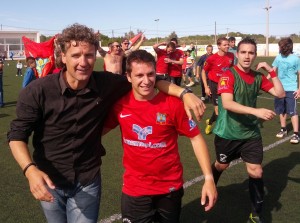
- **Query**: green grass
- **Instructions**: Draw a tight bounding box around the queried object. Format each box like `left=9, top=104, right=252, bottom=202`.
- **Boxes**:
left=0, top=57, right=299, bottom=223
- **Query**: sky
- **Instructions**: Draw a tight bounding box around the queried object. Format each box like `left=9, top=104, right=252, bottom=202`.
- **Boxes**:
left=1, top=0, right=300, bottom=39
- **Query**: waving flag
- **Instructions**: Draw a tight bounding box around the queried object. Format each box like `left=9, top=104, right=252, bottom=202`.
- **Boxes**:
left=130, top=32, right=144, bottom=46
left=22, top=36, right=55, bottom=77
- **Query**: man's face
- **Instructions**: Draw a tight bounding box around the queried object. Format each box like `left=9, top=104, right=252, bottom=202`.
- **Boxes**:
left=237, top=43, right=256, bottom=71
left=229, top=40, right=236, bottom=48
left=206, top=46, right=213, bottom=55
left=121, top=40, right=130, bottom=50
left=127, top=62, right=156, bottom=101
left=110, top=42, right=121, bottom=54
left=166, top=46, right=175, bottom=54
left=61, top=41, right=96, bottom=89
left=218, top=40, right=229, bottom=53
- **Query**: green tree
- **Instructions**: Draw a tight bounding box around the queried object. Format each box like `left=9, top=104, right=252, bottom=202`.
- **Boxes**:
left=168, top=31, right=178, bottom=41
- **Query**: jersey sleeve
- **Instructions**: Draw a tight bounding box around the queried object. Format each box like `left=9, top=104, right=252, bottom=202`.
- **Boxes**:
left=104, top=102, right=120, bottom=130
left=169, top=97, right=200, bottom=138
left=260, top=75, right=274, bottom=92
left=217, top=69, right=235, bottom=94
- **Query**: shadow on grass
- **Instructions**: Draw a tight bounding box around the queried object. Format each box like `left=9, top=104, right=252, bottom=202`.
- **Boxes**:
left=0, top=114, right=9, bottom=118
left=181, top=152, right=300, bottom=223
left=0, top=101, right=17, bottom=108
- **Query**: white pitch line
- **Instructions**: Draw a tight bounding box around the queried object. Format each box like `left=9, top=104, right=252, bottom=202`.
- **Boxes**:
left=99, top=135, right=292, bottom=223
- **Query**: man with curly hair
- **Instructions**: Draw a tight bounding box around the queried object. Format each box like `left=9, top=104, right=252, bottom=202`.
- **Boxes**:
left=7, top=23, right=206, bottom=223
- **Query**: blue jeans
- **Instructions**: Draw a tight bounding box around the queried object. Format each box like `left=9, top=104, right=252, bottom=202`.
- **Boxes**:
left=40, top=174, right=101, bottom=223
left=0, top=73, right=3, bottom=107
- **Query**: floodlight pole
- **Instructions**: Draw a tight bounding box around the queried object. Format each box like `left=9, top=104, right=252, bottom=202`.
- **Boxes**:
left=264, top=0, right=272, bottom=56
left=154, top=19, right=159, bottom=44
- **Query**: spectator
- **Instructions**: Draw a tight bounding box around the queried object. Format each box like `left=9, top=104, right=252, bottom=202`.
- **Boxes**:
left=16, top=60, right=23, bottom=76
left=22, top=57, right=36, bottom=88
left=272, top=37, right=300, bottom=144
left=9, top=51, right=14, bottom=60
left=0, top=58, right=4, bottom=107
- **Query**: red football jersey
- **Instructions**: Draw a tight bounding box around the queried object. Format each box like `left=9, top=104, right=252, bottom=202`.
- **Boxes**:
left=168, top=49, right=184, bottom=77
left=218, top=66, right=273, bottom=94
left=155, top=48, right=169, bottom=74
left=203, top=52, right=234, bottom=83
left=105, top=91, right=200, bottom=196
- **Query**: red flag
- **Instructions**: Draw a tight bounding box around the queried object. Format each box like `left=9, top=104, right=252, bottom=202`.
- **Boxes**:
left=22, top=36, right=55, bottom=77
left=130, top=32, right=144, bottom=45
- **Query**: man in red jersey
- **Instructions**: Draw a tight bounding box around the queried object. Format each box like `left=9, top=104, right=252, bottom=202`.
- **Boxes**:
left=153, top=41, right=176, bottom=81
left=202, top=37, right=234, bottom=134
left=165, top=38, right=185, bottom=86
left=104, top=50, right=217, bottom=223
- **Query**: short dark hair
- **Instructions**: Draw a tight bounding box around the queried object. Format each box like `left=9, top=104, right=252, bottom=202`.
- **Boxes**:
left=166, top=41, right=176, bottom=49
left=278, top=37, right=293, bottom=56
left=26, top=57, right=36, bottom=66
left=228, top=36, right=236, bottom=42
left=217, top=37, right=228, bottom=46
left=126, top=50, right=156, bottom=74
left=170, top=38, right=178, bottom=44
left=121, top=38, right=129, bottom=43
left=237, top=37, right=257, bottom=53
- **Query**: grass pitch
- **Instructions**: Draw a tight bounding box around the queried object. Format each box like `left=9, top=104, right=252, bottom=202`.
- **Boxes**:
left=0, top=57, right=299, bottom=223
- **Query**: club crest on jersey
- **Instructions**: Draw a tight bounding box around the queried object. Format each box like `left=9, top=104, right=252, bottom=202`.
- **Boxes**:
left=156, top=113, right=167, bottom=125
left=189, top=119, right=197, bottom=130
left=133, top=124, right=152, bottom=140
left=218, top=77, right=229, bottom=90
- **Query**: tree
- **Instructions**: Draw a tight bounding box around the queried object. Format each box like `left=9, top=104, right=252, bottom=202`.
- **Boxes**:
left=168, top=31, right=178, bottom=41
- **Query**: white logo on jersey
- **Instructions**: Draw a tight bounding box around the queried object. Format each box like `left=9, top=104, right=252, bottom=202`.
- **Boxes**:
left=219, top=154, right=227, bottom=163
left=189, top=120, right=197, bottom=131
left=120, top=113, right=131, bottom=118
left=133, top=124, right=152, bottom=140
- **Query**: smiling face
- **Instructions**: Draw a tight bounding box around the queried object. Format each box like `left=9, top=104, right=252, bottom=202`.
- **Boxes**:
left=61, top=41, right=96, bottom=89
left=110, top=41, right=121, bottom=55
left=236, top=43, right=257, bottom=72
left=218, top=40, right=229, bottom=54
left=127, top=62, right=156, bottom=101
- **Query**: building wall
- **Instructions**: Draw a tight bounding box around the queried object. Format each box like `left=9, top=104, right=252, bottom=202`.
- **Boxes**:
left=0, top=30, right=40, bottom=59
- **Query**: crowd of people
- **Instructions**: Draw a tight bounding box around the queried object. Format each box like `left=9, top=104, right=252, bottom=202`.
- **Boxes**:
left=4, top=22, right=300, bottom=223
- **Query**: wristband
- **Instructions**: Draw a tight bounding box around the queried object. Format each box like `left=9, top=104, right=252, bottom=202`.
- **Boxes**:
left=179, top=87, right=193, bottom=100
left=269, top=70, right=277, bottom=78
left=23, top=162, right=36, bottom=176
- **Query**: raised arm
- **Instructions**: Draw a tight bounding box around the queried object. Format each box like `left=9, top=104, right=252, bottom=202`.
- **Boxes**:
left=190, top=134, right=217, bottom=211
left=130, top=34, right=145, bottom=51
left=153, top=42, right=167, bottom=53
left=97, top=45, right=107, bottom=58
left=256, top=62, right=285, bottom=98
